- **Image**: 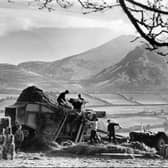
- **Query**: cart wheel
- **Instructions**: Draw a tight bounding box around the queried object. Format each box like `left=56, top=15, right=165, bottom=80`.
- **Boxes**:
left=155, top=135, right=167, bottom=150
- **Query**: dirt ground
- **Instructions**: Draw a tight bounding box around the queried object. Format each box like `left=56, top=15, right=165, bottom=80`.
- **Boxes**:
left=1, top=152, right=168, bottom=167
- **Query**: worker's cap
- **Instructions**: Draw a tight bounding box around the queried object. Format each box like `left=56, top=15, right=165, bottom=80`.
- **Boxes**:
left=65, top=90, right=69, bottom=94
left=15, top=121, right=20, bottom=127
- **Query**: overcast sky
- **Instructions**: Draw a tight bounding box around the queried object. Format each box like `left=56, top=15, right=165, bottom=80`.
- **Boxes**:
left=0, top=0, right=136, bottom=64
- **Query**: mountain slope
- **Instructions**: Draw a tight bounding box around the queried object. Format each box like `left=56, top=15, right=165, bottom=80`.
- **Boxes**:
left=0, top=64, right=82, bottom=92
left=86, top=46, right=168, bottom=92
left=19, top=35, right=140, bottom=80
left=0, top=64, right=43, bottom=89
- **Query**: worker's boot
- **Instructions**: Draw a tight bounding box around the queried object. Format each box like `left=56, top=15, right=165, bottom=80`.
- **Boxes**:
left=9, top=143, right=15, bottom=160
left=2, top=145, right=7, bottom=160
left=113, top=138, right=117, bottom=144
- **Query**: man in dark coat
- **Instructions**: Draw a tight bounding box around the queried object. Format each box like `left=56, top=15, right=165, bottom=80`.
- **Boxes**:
left=57, top=90, right=69, bottom=106
left=107, top=119, right=121, bottom=143
left=14, top=124, right=24, bottom=152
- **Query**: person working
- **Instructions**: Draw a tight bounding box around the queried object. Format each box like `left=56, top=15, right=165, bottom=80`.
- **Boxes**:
left=78, top=94, right=87, bottom=108
left=107, top=119, right=121, bottom=143
left=14, top=124, right=24, bottom=152
left=78, top=94, right=84, bottom=102
left=68, top=94, right=86, bottom=112
left=3, top=127, right=15, bottom=160
left=57, top=90, right=69, bottom=106
left=90, top=115, right=98, bottom=144
left=0, top=129, right=6, bottom=159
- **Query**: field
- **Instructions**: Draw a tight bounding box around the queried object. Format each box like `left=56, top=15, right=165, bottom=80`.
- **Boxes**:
left=1, top=153, right=168, bottom=167
left=1, top=92, right=168, bottom=167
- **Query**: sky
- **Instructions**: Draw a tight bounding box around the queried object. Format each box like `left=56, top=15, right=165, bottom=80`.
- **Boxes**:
left=0, top=0, right=136, bottom=64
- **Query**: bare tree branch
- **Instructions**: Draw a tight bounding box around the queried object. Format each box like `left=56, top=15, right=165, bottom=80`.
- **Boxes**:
left=18, top=0, right=168, bottom=49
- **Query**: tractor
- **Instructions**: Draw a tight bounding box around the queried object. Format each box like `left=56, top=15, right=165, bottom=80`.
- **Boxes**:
left=129, top=131, right=168, bottom=150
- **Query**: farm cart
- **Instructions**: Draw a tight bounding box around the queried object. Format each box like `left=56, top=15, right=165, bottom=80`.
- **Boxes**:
left=4, top=86, right=106, bottom=147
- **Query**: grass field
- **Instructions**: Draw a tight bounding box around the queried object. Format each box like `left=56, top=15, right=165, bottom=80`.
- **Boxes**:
left=123, top=93, right=168, bottom=104
left=1, top=92, right=168, bottom=136
left=90, top=94, right=137, bottom=105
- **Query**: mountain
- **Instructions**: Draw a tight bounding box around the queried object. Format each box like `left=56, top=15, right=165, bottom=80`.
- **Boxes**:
left=0, top=64, right=41, bottom=88
left=1, top=39, right=167, bottom=93
left=0, top=64, right=82, bottom=93
left=0, top=35, right=142, bottom=92
left=19, top=35, right=140, bottom=80
left=85, top=46, right=168, bottom=93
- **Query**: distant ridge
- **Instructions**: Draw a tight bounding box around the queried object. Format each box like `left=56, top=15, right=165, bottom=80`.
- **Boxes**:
left=19, top=35, right=139, bottom=80
left=0, top=35, right=142, bottom=92
left=85, top=45, right=168, bottom=93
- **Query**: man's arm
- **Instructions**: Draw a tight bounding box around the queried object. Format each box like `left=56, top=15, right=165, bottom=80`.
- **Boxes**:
left=113, top=122, right=122, bottom=128
left=114, top=123, right=122, bottom=129
left=112, top=122, right=119, bottom=126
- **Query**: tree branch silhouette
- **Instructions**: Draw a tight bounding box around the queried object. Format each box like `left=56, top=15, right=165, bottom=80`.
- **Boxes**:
left=21, top=0, right=168, bottom=51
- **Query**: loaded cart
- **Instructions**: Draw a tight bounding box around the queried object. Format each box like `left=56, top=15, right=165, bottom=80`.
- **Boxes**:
left=5, top=86, right=106, bottom=147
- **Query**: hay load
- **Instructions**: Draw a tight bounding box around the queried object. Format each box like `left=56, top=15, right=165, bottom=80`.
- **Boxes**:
left=15, top=86, right=62, bottom=114
left=16, top=86, right=52, bottom=104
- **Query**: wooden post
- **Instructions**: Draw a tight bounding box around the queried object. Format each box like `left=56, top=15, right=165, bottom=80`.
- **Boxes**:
left=54, top=114, right=68, bottom=141
left=75, top=122, right=83, bottom=143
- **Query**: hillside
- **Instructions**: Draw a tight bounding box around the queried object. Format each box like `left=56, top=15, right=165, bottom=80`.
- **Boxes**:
left=85, top=46, right=168, bottom=93
left=19, top=35, right=139, bottom=80
left=0, top=64, right=82, bottom=93
left=0, top=64, right=41, bottom=88
left=0, top=35, right=142, bottom=92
